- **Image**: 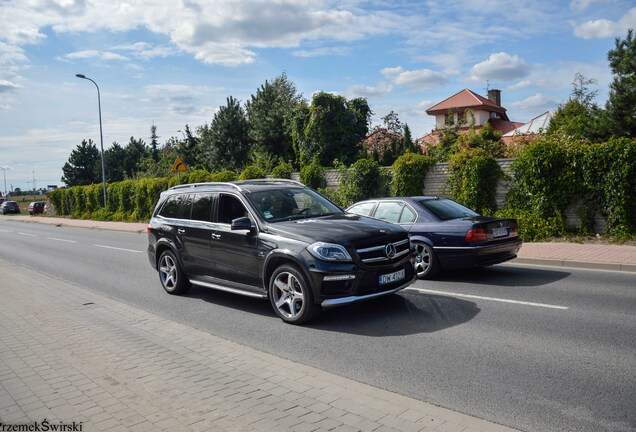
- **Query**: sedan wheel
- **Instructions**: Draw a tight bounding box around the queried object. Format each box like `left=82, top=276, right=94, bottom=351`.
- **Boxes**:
left=269, top=264, right=319, bottom=324
left=158, top=250, right=191, bottom=295
left=414, top=241, right=439, bottom=279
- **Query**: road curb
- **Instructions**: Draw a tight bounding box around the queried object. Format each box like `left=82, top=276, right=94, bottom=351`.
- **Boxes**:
left=513, top=257, right=636, bottom=273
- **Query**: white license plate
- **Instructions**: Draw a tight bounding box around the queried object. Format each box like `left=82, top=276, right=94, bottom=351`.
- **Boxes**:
left=379, top=269, right=405, bottom=285
left=492, top=227, right=508, bottom=238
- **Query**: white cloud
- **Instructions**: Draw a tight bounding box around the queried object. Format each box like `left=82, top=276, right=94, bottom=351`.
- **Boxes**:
left=569, top=0, right=607, bottom=11
left=62, top=50, right=128, bottom=62
left=112, top=42, right=177, bottom=59
left=509, top=93, right=560, bottom=115
left=507, top=80, right=533, bottom=91
left=346, top=82, right=393, bottom=98
left=572, top=7, right=636, bottom=39
left=381, top=67, right=448, bottom=89
left=0, top=0, right=402, bottom=67
left=292, top=46, right=351, bottom=57
left=469, top=52, right=529, bottom=82
left=0, top=80, right=21, bottom=93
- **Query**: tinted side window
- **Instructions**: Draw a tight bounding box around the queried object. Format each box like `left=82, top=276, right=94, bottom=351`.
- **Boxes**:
left=348, top=202, right=375, bottom=216
left=191, top=193, right=214, bottom=222
left=158, top=195, right=185, bottom=218
left=217, top=194, right=248, bottom=224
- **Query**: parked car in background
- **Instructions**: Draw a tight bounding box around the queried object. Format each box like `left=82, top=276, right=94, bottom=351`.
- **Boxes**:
left=0, top=201, right=20, bottom=215
left=346, top=196, right=521, bottom=279
left=147, top=180, right=416, bottom=324
left=28, top=202, right=46, bottom=215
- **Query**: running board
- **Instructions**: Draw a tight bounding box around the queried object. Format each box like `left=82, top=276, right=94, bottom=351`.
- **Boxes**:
left=189, top=279, right=268, bottom=299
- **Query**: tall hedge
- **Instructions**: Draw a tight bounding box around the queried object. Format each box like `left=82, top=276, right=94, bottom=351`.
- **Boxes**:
left=391, top=152, right=435, bottom=196
left=448, top=148, right=502, bottom=215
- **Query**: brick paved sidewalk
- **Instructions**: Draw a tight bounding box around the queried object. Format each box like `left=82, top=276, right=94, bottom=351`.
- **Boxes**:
left=0, top=259, right=517, bottom=432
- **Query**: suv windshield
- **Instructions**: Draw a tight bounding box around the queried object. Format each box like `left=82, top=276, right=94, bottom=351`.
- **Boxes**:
left=246, top=188, right=342, bottom=222
left=418, top=198, right=478, bottom=220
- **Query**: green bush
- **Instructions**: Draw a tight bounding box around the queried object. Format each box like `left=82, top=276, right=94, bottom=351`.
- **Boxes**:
left=239, top=165, right=267, bottom=180
left=496, top=208, right=566, bottom=241
left=271, top=161, right=294, bottom=179
left=299, top=160, right=326, bottom=189
left=188, top=169, right=212, bottom=183
left=391, top=152, right=435, bottom=196
left=447, top=148, right=502, bottom=215
left=332, top=159, right=390, bottom=207
left=209, top=169, right=238, bottom=182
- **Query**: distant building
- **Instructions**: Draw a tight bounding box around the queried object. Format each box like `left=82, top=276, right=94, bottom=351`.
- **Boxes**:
left=417, top=88, right=546, bottom=152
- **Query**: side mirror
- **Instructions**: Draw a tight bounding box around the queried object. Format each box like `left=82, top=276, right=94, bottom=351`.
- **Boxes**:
left=231, top=216, right=253, bottom=231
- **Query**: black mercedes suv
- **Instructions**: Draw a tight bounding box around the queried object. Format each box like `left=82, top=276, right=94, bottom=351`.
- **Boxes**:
left=147, top=179, right=416, bottom=324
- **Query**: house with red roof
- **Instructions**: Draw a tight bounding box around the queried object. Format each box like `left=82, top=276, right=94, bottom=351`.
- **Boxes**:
left=417, top=88, right=527, bottom=150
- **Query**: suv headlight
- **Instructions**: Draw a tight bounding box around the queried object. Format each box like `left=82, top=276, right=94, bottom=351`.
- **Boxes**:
left=308, top=242, right=352, bottom=262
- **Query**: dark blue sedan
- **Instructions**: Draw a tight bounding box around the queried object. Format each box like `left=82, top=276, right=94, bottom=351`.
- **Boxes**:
left=346, top=197, right=522, bottom=279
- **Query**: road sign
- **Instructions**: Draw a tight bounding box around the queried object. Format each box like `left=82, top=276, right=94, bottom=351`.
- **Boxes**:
left=172, top=156, right=188, bottom=173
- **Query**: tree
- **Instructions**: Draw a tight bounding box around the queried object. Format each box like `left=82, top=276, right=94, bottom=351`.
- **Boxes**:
left=104, top=142, right=126, bottom=182
left=198, top=96, right=252, bottom=170
left=246, top=73, right=303, bottom=162
left=547, top=73, right=611, bottom=142
left=61, top=139, right=101, bottom=186
left=293, top=92, right=371, bottom=166
left=606, top=28, right=636, bottom=138
left=123, top=137, right=149, bottom=179
left=149, top=124, right=159, bottom=162
left=178, top=124, right=202, bottom=168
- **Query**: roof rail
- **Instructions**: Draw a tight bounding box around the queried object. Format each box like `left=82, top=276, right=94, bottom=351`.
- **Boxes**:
left=169, top=182, right=243, bottom=191
left=234, top=178, right=304, bottom=186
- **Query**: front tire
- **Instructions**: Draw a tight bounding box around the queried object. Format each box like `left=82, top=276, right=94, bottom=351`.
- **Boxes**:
left=269, top=264, right=319, bottom=324
left=414, top=241, right=440, bottom=279
left=158, top=250, right=191, bottom=295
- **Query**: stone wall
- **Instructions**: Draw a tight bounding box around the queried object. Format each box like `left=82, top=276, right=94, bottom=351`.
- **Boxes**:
left=292, top=159, right=608, bottom=233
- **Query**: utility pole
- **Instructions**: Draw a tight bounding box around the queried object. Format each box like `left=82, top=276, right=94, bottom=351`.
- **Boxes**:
left=32, top=170, right=36, bottom=200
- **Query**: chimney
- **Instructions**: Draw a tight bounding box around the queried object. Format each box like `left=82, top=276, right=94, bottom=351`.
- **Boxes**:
left=488, top=89, right=501, bottom=106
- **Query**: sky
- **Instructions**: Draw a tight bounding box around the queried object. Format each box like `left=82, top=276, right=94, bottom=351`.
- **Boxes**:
left=1, top=0, right=635, bottom=192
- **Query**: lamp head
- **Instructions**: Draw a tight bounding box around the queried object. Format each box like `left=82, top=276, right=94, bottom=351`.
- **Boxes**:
left=75, top=74, right=86, bottom=78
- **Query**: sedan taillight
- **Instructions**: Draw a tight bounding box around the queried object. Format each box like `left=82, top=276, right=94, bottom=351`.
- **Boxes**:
left=465, top=227, right=487, bottom=243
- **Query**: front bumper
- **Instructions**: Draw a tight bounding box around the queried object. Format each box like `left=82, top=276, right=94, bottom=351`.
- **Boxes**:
left=320, top=275, right=416, bottom=308
left=306, top=253, right=417, bottom=307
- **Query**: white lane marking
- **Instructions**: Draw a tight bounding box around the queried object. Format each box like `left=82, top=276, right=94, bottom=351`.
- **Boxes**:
left=94, top=244, right=143, bottom=254
left=406, top=287, right=569, bottom=310
left=47, top=237, right=77, bottom=243
left=17, top=232, right=37, bottom=237
left=0, top=229, right=12, bottom=233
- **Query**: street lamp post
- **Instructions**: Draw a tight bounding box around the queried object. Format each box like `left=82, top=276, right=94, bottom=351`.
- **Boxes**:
left=75, top=74, right=107, bottom=208
left=0, top=167, right=6, bottom=197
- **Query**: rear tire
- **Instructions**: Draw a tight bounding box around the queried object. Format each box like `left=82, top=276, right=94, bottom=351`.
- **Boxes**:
left=414, top=241, right=440, bottom=279
left=158, top=250, right=191, bottom=295
left=269, top=264, right=319, bottom=324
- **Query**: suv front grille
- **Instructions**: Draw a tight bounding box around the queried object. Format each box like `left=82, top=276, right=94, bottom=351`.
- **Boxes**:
left=356, top=238, right=410, bottom=266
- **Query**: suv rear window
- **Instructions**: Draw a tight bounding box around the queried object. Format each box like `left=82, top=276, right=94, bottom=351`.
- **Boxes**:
left=158, top=195, right=185, bottom=218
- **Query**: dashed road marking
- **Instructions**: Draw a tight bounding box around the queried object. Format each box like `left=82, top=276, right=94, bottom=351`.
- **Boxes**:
left=94, top=244, right=143, bottom=254
left=47, top=237, right=77, bottom=243
left=406, top=287, right=569, bottom=310
left=17, top=232, right=36, bottom=237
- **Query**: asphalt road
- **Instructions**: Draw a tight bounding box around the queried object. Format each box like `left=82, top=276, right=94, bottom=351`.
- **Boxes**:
left=1, top=219, right=635, bottom=432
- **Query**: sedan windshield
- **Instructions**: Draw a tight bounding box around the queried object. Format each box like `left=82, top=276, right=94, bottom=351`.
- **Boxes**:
left=418, top=198, right=478, bottom=220
left=246, top=188, right=343, bottom=222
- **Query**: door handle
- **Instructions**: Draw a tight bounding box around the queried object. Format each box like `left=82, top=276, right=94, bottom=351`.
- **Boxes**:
left=211, top=233, right=221, bottom=240
left=177, top=229, right=186, bottom=234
